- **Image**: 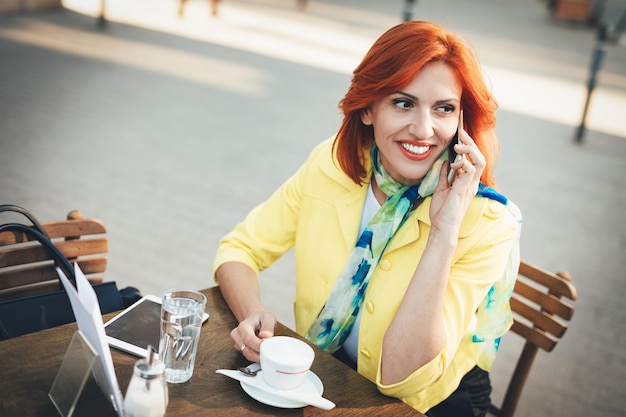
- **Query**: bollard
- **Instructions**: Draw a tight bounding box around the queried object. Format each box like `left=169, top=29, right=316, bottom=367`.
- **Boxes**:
left=97, top=0, right=107, bottom=29
left=403, top=0, right=417, bottom=22
left=575, top=24, right=608, bottom=143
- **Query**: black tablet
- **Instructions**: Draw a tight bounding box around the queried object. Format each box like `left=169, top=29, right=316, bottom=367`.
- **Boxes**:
left=104, top=295, right=163, bottom=357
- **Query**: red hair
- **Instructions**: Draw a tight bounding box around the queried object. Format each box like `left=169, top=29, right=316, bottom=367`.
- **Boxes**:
left=333, top=21, right=499, bottom=187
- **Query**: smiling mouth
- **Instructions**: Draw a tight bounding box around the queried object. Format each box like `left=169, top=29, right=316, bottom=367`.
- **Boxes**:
left=400, top=142, right=431, bottom=155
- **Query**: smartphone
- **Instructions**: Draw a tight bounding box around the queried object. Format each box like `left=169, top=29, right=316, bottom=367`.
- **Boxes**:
left=104, top=294, right=209, bottom=357
left=447, top=110, right=464, bottom=185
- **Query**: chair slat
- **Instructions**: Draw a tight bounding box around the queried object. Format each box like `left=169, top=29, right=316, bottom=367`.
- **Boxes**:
left=514, top=279, right=575, bottom=320
left=0, top=276, right=104, bottom=302
left=510, top=296, right=568, bottom=337
left=0, top=238, right=108, bottom=268
left=510, top=321, right=557, bottom=352
left=73, top=258, right=107, bottom=275
left=43, top=219, right=106, bottom=239
left=518, top=262, right=577, bottom=300
left=0, top=281, right=62, bottom=302
left=0, top=219, right=106, bottom=245
left=0, top=258, right=107, bottom=291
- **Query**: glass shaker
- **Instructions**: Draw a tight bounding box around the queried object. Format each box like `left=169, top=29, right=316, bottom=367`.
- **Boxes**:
left=124, top=346, right=169, bottom=417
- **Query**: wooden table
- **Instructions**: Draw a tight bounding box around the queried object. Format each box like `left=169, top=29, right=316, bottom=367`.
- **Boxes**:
left=0, top=286, right=424, bottom=416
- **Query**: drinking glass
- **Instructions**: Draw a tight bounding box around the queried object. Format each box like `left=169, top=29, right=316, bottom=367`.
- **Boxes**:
left=158, top=289, right=207, bottom=383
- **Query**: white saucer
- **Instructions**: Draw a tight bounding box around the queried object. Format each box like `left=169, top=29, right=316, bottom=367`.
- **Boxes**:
left=240, top=366, right=324, bottom=408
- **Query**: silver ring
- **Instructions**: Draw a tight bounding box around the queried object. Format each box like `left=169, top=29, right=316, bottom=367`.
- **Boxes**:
left=240, top=344, right=246, bottom=353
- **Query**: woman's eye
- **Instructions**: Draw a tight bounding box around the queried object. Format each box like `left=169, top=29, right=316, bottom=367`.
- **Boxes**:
left=435, top=104, right=455, bottom=113
left=392, top=98, right=413, bottom=110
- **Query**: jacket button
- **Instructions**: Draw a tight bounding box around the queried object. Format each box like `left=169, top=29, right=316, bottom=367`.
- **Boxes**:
left=379, top=259, right=391, bottom=271
left=486, top=201, right=504, bottom=218
left=366, top=301, right=375, bottom=314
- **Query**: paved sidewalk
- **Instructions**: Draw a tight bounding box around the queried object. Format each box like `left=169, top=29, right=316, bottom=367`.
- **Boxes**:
left=1, top=1, right=625, bottom=416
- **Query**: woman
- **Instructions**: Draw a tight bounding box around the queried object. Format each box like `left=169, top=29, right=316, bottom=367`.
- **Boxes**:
left=213, top=20, right=522, bottom=416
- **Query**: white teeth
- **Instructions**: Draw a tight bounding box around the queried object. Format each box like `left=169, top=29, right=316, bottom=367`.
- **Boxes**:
left=401, top=143, right=430, bottom=155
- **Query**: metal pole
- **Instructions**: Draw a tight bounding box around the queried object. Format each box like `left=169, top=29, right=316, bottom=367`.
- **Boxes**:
left=97, top=0, right=107, bottom=28
left=403, top=0, right=417, bottom=22
left=575, top=24, right=607, bottom=143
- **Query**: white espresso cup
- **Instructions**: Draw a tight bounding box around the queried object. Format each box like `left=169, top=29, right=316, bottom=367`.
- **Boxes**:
left=260, top=336, right=315, bottom=390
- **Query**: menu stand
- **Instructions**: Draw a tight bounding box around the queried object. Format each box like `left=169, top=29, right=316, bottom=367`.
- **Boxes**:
left=49, top=330, right=105, bottom=417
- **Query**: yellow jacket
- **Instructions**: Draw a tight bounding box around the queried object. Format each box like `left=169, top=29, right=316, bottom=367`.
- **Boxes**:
left=214, top=138, right=521, bottom=412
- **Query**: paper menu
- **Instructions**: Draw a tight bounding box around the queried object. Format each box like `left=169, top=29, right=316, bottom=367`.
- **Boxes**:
left=57, top=264, right=125, bottom=417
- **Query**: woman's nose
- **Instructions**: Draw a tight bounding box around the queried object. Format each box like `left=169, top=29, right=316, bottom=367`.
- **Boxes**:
left=408, top=112, right=434, bottom=139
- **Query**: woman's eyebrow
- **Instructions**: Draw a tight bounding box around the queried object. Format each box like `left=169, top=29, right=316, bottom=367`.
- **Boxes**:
left=392, top=91, right=459, bottom=104
left=392, top=91, right=418, bottom=101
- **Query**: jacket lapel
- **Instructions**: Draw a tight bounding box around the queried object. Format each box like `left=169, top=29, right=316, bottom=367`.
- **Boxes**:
left=385, top=201, right=424, bottom=253
left=335, top=191, right=366, bottom=250
left=318, top=147, right=369, bottom=251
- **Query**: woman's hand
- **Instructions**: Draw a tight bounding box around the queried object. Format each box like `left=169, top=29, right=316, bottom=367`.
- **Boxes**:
left=230, top=310, right=276, bottom=363
left=430, top=120, right=485, bottom=236
left=216, top=262, right=277, bottom=362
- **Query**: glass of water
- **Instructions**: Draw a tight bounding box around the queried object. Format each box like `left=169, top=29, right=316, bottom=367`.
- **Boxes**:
left=158, top=289, right=207, bottom=383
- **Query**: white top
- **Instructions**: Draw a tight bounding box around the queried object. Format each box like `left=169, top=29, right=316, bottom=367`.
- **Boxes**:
left=341, top=181, right=381, bottom=364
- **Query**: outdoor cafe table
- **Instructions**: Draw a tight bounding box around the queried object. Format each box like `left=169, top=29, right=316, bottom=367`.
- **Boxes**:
left=0, top=286, right=424, bottom=416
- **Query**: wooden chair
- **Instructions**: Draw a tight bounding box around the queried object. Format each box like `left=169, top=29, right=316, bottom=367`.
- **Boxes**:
left=489, top=261, right=578, bottom=417
left=0, top=210, right=108, bottom=302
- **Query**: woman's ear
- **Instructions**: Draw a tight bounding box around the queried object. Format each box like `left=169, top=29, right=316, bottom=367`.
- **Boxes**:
left=361, top=108, right=373, bottom=126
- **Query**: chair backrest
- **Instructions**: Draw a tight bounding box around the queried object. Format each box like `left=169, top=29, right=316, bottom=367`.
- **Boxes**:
left=0, top=210, right=108, bottom=302
left=489, top=260, right=578, bottom=417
